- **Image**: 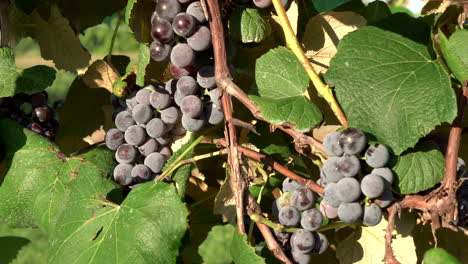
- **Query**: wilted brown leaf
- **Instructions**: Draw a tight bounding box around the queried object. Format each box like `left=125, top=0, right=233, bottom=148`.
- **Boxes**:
left=82, top=60, right=120, bottom=92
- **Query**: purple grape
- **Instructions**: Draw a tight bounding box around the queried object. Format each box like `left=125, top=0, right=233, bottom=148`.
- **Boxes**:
left=161, top=106, right=180, bottom=124
left=323, top=182, right=341, bottom=208
left=132, top=104, right=153, bottom=124
left=253, top=0, right=272, bottom=8
left=365, top=144, right=390, bottom=168
left=156, top=135, right=171, bottom=146
left=279, top=206, right=300, bottom=227
left=363, top=203, right=382, bottom=226
left=312, top=232, right=328, bottom=254
left=150, top=89, right=171, bottom=110
left=283, top=178, right=301, bottom=193
left=155, top=0, right=181, bottom=21
left=290, top=230, right=315, bottom=253
left=126, top=91, right=138, bottom=109
left=171, top=122, right=187, bottom=136
left=124, top=125, right=146, bottom=146
left=34, top=106, right=52, bottom=122
left=375, top=189, right=393, bottom=208
left=336, top=177, right=361, bottom=203
left=339, top=127, right=367, bottom=155
left=165, top=79, right=177, bottom=95
left=170, top=63, right=196, bottom=79
left=181, top=115, right=205, bottom=132
left=150, top=40, right=172, bottom=62
left=205, top=103, right=224, bottom=125
left=187, top=1, right=206, bottom=23
left=159, top=146, right=172, bottom=159
left=105, top=128, right=124, bottom=151
left=131, top=164, right=152, bottom=182
left=30, top=92, right=48, bottom=107
left=136, top=88, right=152, bottom=105
left=144, top=152, right=166, bottom=173
left=300, top=209, right=323, bottom=231
left=151, top=15, right=174, bottom=43
left=181, top=95, right=203, bottom=118
left=321, top=156, right=344, bottom=183
left=319, top=200, right=338, bottom=219
left=172, top=13, right=196, bottom=37
left=29, top=122, right=43, bottom=134
left=361, top=174, right=385, bottom=198
left=197, top=65, right=216, bottom=89
left=338, top=154, right=361, bottom=177
left=372, top=167, right=393, bottom=186
left=115, top=110, right=135, bottom=131
left=273, top=229, right=290, bottom=244
left=176, top=76, right=198, bottom=96
left=338, top=202, right=363, bottom=224
left=146, top=118, right=167, bottom=138
left=292, top=250, right=311, bottom=264
left=138, top=138, right=159, bottom=156
left=187, top=25, right=211, bottom=51
left=170, top=43, right=195, bottom=68
left=114, top=163, right=133, bottom=185
left=291, top=187, right=314, bottom=211
left=115, top=144, right=137, bottom=164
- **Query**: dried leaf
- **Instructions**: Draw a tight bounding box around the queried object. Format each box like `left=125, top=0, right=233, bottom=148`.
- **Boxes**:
left=302, top=11, right=366, bottom=74
left=312, top=125, right=341, bottom=141
left=421, top=0, right=460, bottom=15
left=213, top=180, right=236, bottom=224
left=82, top=60, right=120, bottom=92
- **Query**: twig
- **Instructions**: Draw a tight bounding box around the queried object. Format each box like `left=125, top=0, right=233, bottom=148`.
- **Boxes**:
left=384, top=204, right=401, bottom=264
left=0, top=0, right=9, bottom=47
left=214, top=138, right=324, bottom=194
left=207, top=0, right=246, bottom=234
left=107, top=11, right=123, bottom=64
left=271, top=0, right=348, bottom=128
left=179, top=149, right=228, bottom=165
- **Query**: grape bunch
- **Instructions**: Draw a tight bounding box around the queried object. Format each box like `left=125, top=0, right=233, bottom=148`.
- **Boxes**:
left=0, top=91, right=59, bottom=141
left=320, top=128, right=394, bottom=226
left=270, top=179, right=328, bottom=263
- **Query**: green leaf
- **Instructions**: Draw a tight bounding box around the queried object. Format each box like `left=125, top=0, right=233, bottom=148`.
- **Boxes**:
left=0, top=47, right=56, bottom=98
left=391, top=144, right=445, bottom=194
left=0, top=236, right=31, bottom=264
left=228, top=8, right=270, bottom=44
left=362, top=1, right=391, bottom=24
left=0, top=120, right=116, bottom=232
left=439, top=29, right=468, bottom=82
left=125, top=0, right=154, bottom=44
left=250, top=47, right=322, bottom=132
left=136, top=44, right=169, bottom=86
left=423, top=248, right=461, bottom=264
left=199, top=225, right=265, bottom=264
left=313, top=0, right=349, bottom=12
left=325, top=19, right=457, bottom=155
left=48, top=182, right=188, bottom=264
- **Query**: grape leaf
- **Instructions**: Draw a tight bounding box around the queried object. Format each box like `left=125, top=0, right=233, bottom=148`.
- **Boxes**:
left=313, top=0, right=350, bottom=12
left=0, top=236, right=31, bottom=263
left=325, top=18, right=457, bottom=155
left=48, top=182, right=188, bottom=264
left=229, top=8, right=271, bottom=44
left=391, top=144, right=445, bottom=195
left=362, top=1, right=392, bottom=24
left=0, top=47, right=56, bottom=98
left=32, top=5, right=91, bottom=72
left=82, top=60, right=121, bottom=92
left=424, top=248, right=461, bottom=264
left=125, top=0, right=154, bottom=44
left=302, top=11, right=367, bottom=74
left=439, top=29, right=468, bottom=82
left=199, top=225, right=265, bottom=264
left=0, top=120, right=116, bottom=233
left=336, top=217, right=417, bottom=264
left=251, top=47, right=322, bottom=132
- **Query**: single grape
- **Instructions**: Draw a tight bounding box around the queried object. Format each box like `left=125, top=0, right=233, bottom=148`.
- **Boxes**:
left=138, top=138, right=159, bottom=156
left=150, top=40, right=172, bottom=62
left=338, top=154, right=361, bottom=177
left=115, top=144, right=137, bottom=164
left=151, top=16, right=174, bottom=43
left=159, top=146, right=172, bottom=159
left=116, top=111, right=137, bottom=132
left=365, top=144, right=390, bottom=168
left=339, top=127, right=367, bottom=155
left=186, top=1, right=205, bottom=24
left=176, top=76, right=198, bottom=96
left=161, top=106, right=180, bottom=125
left=131, top=164, right=152, bottom=183
left=282, top=178, right=301, bottom=193
left=338, top=202, right=363, bottom=224
left=279, top=206, right=300, bottom=227
left=144, top=152, right=166, bottom=173
left=112, top=106, right=126, bottom=121
left=375, top=189, right=393, bottom=208
left=336, top=177, right=361, bottom=203
left=171, top=122, right=187, bottom=136
left=323, top=131, right=343, bottom=156
left=172, top=13, right=196, bottom=37
left=150, top=89, right=171, bottom=110
left=312, top=232, right=329, bottom=254
left=361, top=174, right=385, bottom=198
left=169, top=63, right=196, bottom=79
left=114, top=163, right=133, bottom=185
left=291, top=250, right=311, bottom=264
left=135, top=88, right=152, bottom=105
left=181, top=95, right=203, bottom=118
left=290, top=229, right=315, bottom=253
left=197, top=65, right=216, bottom=89
left=34, top=106, right=52, bottom=122
left=253, top=0, right=272, bottom=9
left=181, top=115, right=205, bottom=132
left=321, top=156, right=344, bottom=183
left=124, top=125, right=146, bottom=146
left=187, top=25, right=211, bottom=51
left=165, top=79, right=177, bottom=95
left=372, top=167, right=393, bottom=186
left=132, top=104, right=153, bottom=124
left=156, top=135, right=171, bottom=146
left=146, top=118, right=167, bottom=138
left=171, top=43, right=195, bottom=68
left=105, top=128, right=124, bottom=151
left=155, top=0, right=181, bottom=21
left=323, top=182, right=341, bottom=208
left=205, top=103, right=224, bottom=125
left=319, top=200, right=338, bottom=219
left=291, top=187, right=314, bottom=211
left=301, top=208, right=323, bottom=231
left=273, top=229, right=290, bottom=244
left=363, top=203, right=382, bottom=226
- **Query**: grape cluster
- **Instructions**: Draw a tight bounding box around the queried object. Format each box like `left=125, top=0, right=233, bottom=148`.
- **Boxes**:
left=0, top=91, right=59, bottom=141
left=320, top=128, right=394, bottom=226
left=271, top=179, right=328, bottom=263
left=107, top=80, right=223, bottom=185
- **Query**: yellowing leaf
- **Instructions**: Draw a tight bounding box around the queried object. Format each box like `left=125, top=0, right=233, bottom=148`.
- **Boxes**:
left=213, top=179, right=236, bottom=224
left=336, top=217, right=417, bottom=264
left=82, top=60, right=120, bottom=92
left=312, top=125, right=341, bottom=141
left=421, top=0, right=461, bottom=15
left=302, top=12, right=366, bottom=74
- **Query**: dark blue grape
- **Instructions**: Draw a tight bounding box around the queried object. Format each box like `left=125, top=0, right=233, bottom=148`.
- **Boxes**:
left=361, top=174, right=385, bottom=198
left=105, top=128, right=124, bottom=151
left=279, top=206, right=300, bottom=227
left=323, top=131, right=343, bottom=156
left=365, top=144, right=390, bottom=168
left=290, top=230, right=315, bottom=253
left=337, top=202, right=363, bottom=224
left=339, top=127, right=367, bottom=155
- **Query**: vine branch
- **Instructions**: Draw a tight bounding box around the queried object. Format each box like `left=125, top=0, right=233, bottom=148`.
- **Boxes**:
left=207, top=0, right=246, bottom=234
left=271, top=0, right=348, bottom=128
left=384, top=204, right=401, bottom=264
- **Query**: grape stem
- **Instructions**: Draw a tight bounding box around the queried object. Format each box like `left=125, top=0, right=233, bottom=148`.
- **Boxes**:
left=250, top=214, right=355, bottom=233
left=0, top=0, right=9, bottom=47
left=271, top=0, right=348, bottom=128
left=161, top=149, right=228, bottom=178
left=384, top=204, right=401, bottom=264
